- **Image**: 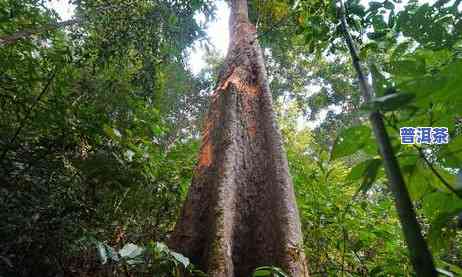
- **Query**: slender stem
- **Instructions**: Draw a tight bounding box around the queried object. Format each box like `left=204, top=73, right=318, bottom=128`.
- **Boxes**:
left=414, top=145, right=462, bottom=198
left=337, top=1, right=437, bottom=276
left=338, top=4, right=371, bottom=102
left=383, top=115, right=461, bottom=199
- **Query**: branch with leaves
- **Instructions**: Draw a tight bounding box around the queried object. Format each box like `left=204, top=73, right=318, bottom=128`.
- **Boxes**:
left=0, top=70, right=57, bottom=163
left=337, top=1, right=438, bottom=276
left=0, top=2, right=140, bottom=47
left=0, top=19, right=80, bottom=47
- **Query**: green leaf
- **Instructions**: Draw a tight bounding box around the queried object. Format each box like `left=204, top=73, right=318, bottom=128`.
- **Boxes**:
left=383, top=1, right=394, bottom=10
left=360, top=42, right=379, bottom=60
left=347, top=160, right=370, bottom=181
left=151, top=125, right=164, bottom=136
left=428, top=207, right=462, bottom=251
left=270, top=267, right=289, bottom=277
left=401, top=158, right=434, bottom=200
left=370, top=63, right=389, bottom=96
left=253, top=266, right=288, bottom=277
left=360, top=159, right=382, bottom=193
left=423, top=191, right=462, bottom=220
left=436, top=261, right=462, bottom=276
left=103, top=124, right=122, bottom=139
left=348, top=158, right=381, bottom=180
left=439, top=135, right=462, bottom=168
left=369, top=92, right=415, bottom=111
left=367, top=31, right=387, bottom=40
left=369, top=2, right=382, bottom=10
left=391, top=58, right=426, bottom=77
left=348, top=159, right=382, bottom=194
left=370, top=266, right=383, bottom=275
left=388, top=10, right=395, bottom=27
left=253, top=269, right=272, bottom=276
left=331, top=125, right=373, bottom=160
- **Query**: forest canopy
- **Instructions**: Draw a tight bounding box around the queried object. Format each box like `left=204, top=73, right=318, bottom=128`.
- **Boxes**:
left=0, top=0, right=461, bottom=276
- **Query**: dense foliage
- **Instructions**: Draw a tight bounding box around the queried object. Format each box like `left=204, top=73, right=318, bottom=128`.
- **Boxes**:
left=0, top=0, right=210, bottom=275
left=1, top=0, right=461, bottom=276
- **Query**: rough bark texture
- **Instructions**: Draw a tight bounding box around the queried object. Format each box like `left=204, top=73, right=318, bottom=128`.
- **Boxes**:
left=168, top=1, right=309, bottom=276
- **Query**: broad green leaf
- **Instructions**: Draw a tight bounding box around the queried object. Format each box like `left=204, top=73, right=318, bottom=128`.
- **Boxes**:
left=331, top=125, right=373, bottom=160
left=428, top=207, right=462, bottom=251
left=391, top=58, right=425, bottom=77
left=439, top=135, right=462, bottom=168
left=370, top=266, right=383, bottom=275
left=367, top=31, right=387, bottom=41
left=359, top=159, right=382, bottom=194
left=103, top=124, right=122, bottom=139
left=436, top=261, right=462, bottom=276
left=430, top=61, right=462, bottom=102
left=369, top=2, right=382, bottom=10
left=422, top=191, right=462, bottom=220
left=369, top=92, right=416, bottom=112
left=370, top=62, right=389, bottom=96
left=348, top=158, right=382, bottom=194
left=384, top=1, right=394, bottom=10
left=360, top=42, right=379, bottom=59
left=347, top=160, right=371, bottom=181
left=151, top=125, right=164, bottom=136
left=401, top=159, right=434, bottom=200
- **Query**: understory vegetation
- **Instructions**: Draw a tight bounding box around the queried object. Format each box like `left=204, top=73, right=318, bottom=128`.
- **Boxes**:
left=1, top=0, right=461, bottom=276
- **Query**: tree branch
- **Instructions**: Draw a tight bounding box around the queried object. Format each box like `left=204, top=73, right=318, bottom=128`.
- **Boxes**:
left=0, top=70, right=57, bottom=163
left=382, top=115, right=462, bottom=199
left=0, top=19, right=80, bottom=47
left=0, top=2, right=141, bottom=47
left=414, top=145, right=462, bottom=198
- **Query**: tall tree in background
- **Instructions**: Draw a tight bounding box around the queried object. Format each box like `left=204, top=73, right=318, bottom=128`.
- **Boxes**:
left=168, top=0, right=308, bottom=276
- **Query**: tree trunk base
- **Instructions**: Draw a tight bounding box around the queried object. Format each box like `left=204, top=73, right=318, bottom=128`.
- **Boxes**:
left=168, top=1, right=309, bottom=276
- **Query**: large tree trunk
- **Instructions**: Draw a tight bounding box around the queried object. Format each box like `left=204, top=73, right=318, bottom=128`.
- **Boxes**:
left=168, top=0, right=309, bottom=276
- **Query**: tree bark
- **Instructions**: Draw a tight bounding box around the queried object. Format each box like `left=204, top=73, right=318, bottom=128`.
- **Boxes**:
left=167, top=0, right=309, bottom=276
